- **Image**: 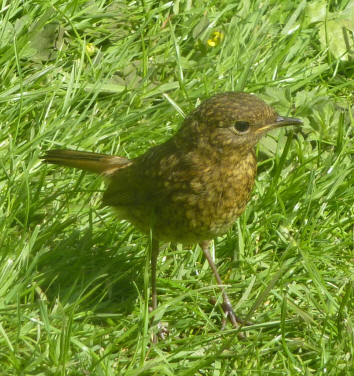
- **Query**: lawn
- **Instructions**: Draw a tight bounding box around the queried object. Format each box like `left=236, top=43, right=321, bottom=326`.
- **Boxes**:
left=0, top=0, right=353, bottom=375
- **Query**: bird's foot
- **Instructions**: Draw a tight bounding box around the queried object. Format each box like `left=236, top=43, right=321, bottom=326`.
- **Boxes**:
left=221, top=301, right=253, bottom=327
left=149, top=306, right=169, bottom=343
left=209, top=297, right=252, bottom=334
left=151, top=322, right=169, bottom=343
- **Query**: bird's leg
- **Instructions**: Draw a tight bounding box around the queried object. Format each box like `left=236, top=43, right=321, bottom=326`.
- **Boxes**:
left=150, top=238, right=170, bottom=342
left=200, top=240, right=240, bottom=328
left=151, top=237, right=159, bottom=312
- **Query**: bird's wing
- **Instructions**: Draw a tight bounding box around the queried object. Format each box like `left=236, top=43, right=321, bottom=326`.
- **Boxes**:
left=103, top=138, right=196, bottom=207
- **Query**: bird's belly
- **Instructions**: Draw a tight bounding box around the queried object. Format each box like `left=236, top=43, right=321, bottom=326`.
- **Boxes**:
left=157, top=175, right=254, bottom=242
left=114, top=152, right=256, bottom=243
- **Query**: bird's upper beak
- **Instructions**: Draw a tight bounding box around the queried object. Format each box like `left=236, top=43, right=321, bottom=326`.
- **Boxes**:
left=255, top=115, right=302, bottom=134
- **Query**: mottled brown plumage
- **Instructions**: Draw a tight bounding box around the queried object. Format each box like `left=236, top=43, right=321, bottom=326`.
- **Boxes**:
left=42, top=92, right=302, bottom=335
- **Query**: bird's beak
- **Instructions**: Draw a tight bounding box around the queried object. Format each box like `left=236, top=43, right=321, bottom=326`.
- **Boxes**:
left=256, top=115, right=302, bottom=134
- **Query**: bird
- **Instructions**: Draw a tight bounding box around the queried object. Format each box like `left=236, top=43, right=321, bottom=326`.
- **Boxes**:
left=42, top=92, right=302, bottom=334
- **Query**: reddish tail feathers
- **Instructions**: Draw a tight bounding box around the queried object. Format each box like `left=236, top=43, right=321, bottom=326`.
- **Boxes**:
left=42, top=149, right=130, bottom=175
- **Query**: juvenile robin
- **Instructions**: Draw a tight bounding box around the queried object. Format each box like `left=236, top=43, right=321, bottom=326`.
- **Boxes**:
left=42, top=92, right=302, bottom=330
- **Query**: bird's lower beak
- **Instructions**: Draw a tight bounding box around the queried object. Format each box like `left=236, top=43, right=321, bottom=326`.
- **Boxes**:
left=256, top=115, right=302, bottom=134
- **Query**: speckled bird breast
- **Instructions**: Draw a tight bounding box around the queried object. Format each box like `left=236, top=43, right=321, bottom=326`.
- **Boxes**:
left=155, top=150, right=256, bottom=242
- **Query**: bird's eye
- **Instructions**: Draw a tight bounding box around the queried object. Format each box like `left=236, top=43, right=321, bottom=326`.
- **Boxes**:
left=234, top=121, right=250, bottom=134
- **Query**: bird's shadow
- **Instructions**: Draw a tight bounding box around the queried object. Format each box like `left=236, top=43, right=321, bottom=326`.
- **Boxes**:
left=36, top=226, right=146, bottom=317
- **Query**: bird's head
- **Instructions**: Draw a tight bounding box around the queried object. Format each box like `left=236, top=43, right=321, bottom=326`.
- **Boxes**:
left=179, top=92, right=302, bottom=154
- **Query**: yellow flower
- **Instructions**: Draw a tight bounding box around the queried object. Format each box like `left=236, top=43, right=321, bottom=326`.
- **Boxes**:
left=86, top=43, right=96, bottom=56
left=207, top=31, right=224, bottom=47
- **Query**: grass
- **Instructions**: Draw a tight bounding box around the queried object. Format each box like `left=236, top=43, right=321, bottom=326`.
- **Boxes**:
left=0, top=0, right=353, bottom=374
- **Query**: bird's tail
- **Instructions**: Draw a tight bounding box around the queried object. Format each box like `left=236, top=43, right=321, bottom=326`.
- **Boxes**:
left=41, top=149, right=131, bottom=175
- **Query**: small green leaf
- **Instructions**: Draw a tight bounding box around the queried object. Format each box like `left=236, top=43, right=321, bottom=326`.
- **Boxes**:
left=319, top=18, right=354, bottom=60
left=29, top=22, right=59, bottom=61
left=305, top=0, right=327, bottom=24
